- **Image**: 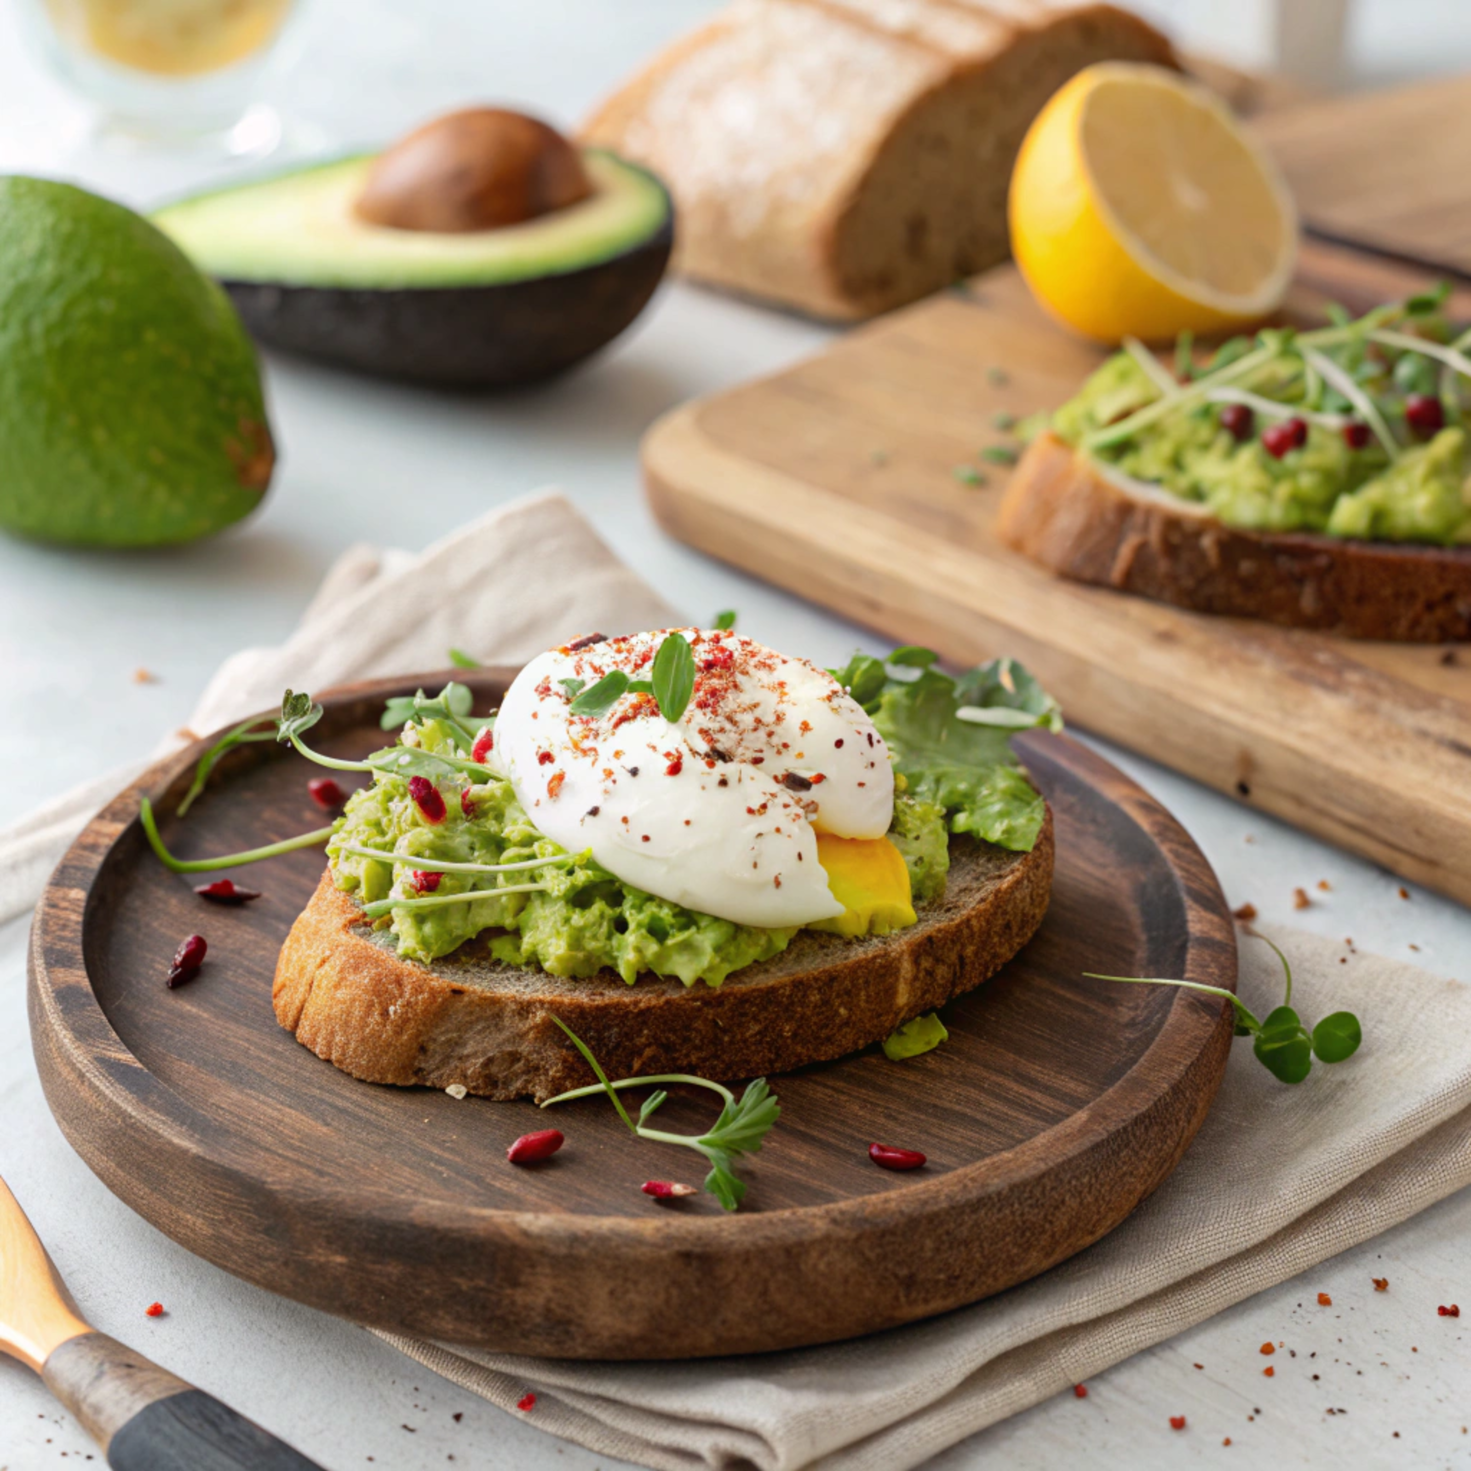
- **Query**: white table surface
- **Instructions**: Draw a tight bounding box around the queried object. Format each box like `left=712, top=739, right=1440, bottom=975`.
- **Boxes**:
left=3, top=4, right=1470, bottom=1468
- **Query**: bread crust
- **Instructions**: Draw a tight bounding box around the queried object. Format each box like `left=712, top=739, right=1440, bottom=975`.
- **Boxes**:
left=997, top=431, right=1471, bottom=641
left=581, top=1, right=1173, bottom=319
left=273, top=815, right=1053, bottom=1101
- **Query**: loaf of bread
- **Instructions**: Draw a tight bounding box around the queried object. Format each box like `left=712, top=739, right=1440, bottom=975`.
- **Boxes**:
left=582, top=0, right=1175, bottom=319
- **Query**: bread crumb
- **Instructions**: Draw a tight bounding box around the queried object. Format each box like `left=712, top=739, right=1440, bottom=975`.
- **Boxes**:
left=133, top=667, right=158, bottom=684
left=1409, top=942, right=1421, bottom=952
left=1398, top=887, right=1410, bottom=900
left=1373, top=1277, right=1389, bottom=1291
left=1317, top=879, right=1331, bottom=892
left=445, top=1083, right=468, bottom=1100
left=1232, top=902, right=1257, bottom=922
left=1293, top=887, right=1311, bottom=910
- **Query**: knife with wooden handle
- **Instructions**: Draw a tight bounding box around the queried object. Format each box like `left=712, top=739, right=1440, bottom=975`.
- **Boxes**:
left=1, top=1173, right=325, bottom=1469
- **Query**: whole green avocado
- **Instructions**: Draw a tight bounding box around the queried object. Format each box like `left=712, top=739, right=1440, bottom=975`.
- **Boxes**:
left=0, top=175, right=274, bottom=547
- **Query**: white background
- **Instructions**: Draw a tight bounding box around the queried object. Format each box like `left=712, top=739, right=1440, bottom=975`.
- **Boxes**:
left=2, top=2, right=1470, bottom=1467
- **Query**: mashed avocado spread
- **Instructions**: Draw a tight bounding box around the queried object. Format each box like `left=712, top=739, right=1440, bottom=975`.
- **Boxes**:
left=326, top=650, right=1059, bottom=986
left=1043, top=291, right=1471, bottom=545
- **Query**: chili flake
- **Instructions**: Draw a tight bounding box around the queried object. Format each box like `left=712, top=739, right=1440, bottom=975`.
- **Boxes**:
left=1263, top=1366, right=1275, bottom=1377
left=1317, top=1292, right=1333, bottom=1306
left=145, top=1302, right=164, bottom=1317
left=1438, top=1304, right=1460, bottom=1317
left=1169, top=1415, right=1186, bottom=1430
left=516, top=1392, right=537, bottom=1411
left=1073, top=1384, right=1088, bottom=1398
left=1259, top=1342, right=1275, bottom=1355
left=1373, top=1277, right=1389, bottom=1292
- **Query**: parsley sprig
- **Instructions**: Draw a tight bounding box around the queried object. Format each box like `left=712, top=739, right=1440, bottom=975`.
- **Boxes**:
left=1087, top=933, right=1362, bottom=1084
left=568, top=632, right=696, bottom=723
left=542, top=1017, right=780, bottom=1210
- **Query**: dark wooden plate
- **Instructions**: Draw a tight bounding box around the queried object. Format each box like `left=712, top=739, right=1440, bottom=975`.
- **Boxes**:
left=29, top=670, right=1236, bottom=1360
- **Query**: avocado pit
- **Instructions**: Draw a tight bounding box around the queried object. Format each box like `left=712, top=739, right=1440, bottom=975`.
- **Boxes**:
left=354, top=108, right=594, bottom=233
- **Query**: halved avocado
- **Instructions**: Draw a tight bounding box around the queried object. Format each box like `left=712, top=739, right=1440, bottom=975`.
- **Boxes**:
left=152, top=148, right=672, bottom=387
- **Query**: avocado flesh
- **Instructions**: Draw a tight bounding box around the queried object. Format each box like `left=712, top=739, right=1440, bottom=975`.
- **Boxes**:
left=151, top=150, right=673, bottom=386
left=153, top=151, right=669, bottom=289
left=0, top=175, right=272, bottom=548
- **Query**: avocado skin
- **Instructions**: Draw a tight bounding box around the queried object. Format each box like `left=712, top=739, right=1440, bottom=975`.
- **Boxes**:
left=219, top=218, right=672, bottom=387
left=0, top=176, right=273, bottom=548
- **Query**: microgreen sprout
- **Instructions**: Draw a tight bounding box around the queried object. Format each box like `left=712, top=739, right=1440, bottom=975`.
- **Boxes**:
left=140, top=796, right=333, bottom=874
left=713, top=609, right=738, bottom=631
left=332, top=844, right=577, bottom=876
left=359, top=883, right=550, bottom=919
left=281, top=690, right=491, bottom=784
left=1086, top=933, right=1362, bottom=1084
left=176, top=715, right=278, bottom=816
left=542, top=1017, right=780, bottom=1210
left=447, top=647, right=481, bottom=670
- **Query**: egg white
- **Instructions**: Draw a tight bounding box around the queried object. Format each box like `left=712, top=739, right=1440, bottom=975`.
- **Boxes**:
left=488, top=629, right=894, bottom=927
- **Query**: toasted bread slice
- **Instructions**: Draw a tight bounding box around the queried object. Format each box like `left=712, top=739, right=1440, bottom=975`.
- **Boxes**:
left=997, top=431, right=1471, bottom=641
left=273, top=816, right=1053, bottom=1101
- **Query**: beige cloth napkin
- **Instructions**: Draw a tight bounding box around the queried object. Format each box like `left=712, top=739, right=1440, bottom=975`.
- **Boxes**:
left=6, top=491, right=1470, bottom=1470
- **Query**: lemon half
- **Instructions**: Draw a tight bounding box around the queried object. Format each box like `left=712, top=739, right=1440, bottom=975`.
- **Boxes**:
left=1009, top=63, right=1297, bottom=343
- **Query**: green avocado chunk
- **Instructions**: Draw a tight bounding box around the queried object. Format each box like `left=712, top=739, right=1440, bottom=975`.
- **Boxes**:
left=0, top=176, right=273, bottom=547
left=328, top=722, right=952, bottom=984
left=1048, top=330, right=1471, bottom=544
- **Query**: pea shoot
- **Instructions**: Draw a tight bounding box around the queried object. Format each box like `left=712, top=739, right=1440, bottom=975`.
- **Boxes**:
left=1087, top=934, right=1362, bottom=1084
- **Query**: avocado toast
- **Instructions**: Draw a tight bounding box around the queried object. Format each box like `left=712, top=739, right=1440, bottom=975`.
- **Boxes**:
left=145, top=632, right=1058, bottom=1104
left=997, top=289, right=1471, bottom=639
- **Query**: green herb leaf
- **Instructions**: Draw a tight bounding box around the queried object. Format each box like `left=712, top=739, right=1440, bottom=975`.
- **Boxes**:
left=1406, top=281, right=1451, bottom=315
left=955, top=656, right=1063, bottom=732
left=176, top=716, right=277, bottom=817
left=830, top=652, right=888, bottom=706
left=886, top=646, right=940, bottom=669
left=953, top=464, right=985, bottom=486
left=882, top=1012, right=949, bottom=1061
left=651, top=632, right=696, bottom=723
left=447, top=647, right=481, bottom=669
left=979, top=445, right=1018, bottom=465
left=278, top=690, right=323, bottom=743
left=1254, top=1005, right=1313, bottom=1084
left=1311, top=1010, right=1363, bottom=1063
left=713, top=610, right=738, bottom=631
left=638, top=1090, right=669, bottom=1125
left=558, top=677, right=586, bottom=700
left=569, top=669, right=631, bottom=717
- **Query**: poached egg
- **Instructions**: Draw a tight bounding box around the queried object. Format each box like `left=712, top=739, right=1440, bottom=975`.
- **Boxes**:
left=488, top=629, right=894, bottom=927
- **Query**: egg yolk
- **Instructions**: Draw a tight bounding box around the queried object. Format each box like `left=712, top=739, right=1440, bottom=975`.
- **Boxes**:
left=810, top=834, right=917, bottom=938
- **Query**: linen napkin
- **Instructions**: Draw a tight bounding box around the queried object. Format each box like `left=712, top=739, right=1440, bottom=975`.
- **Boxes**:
left=6, top=490, right=1470, bottom=1471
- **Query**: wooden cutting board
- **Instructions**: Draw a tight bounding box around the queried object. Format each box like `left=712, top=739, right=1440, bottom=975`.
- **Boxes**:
left=29, top=671, right=1234, bottom=1360
left=1254, top=72, right=1471, bottom=278
left=644, top=241, right=1471, bottom=909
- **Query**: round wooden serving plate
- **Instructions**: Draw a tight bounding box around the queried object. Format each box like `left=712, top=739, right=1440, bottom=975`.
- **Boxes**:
left=29, top=670, right=1237, bottom=1360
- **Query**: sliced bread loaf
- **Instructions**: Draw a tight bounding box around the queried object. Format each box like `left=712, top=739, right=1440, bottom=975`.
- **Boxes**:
left=581, top=0, right=1174, bottom=319
left=273, top=816, right=1053, bottom=1101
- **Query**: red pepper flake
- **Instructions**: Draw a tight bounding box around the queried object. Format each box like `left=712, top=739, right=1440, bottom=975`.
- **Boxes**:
left=547, top=771, right=565, bottom=800
left=145, top=1302, right=164, bottom=1318
left=507, top=1129, right=563, bottom=1164
left=194, top=879, right=261, bottom=904
left=536, top=750, right=554, bottom=766
left=1398, top=887, right=1410, bottom=900
left=1169, top=1415, right=1187, bottom=1431
left=641, top=1180, right=698, bottom=1199
left=868, top=1142, right=926, bottom=1171
left=1073, top=1384, right=1088, bottom=1399
left=308, top=776, right=346, bottom=809
left=471, top=728, right=495, bottom=763
left=1317, top=1292, right=1333, bottom=1306
left=409, top=776, right=447, bottom=824
left=1263, top=1366, right=1275, bottom=1377
left=1373, top=1277, right=1389, bottom=1292
left=460, top=787, right=477, bottom=819
left=1233, top=902, right=1257, bottom=921
left=516, top=1392, right=537, bottom=1412
left=666, top=755, right=683, bottom=776
left=410, top=870, right=442, bottom=894
left=1260, top=1342, right=1275, bottom=1355
left=808, top=773, right=826, bottom=784
left=1438, top=1304, right=1461, bottom=1317
left=166, top=933, right=207, bottom=989
left=1294, top=887, right=1311, bottom=910
left=1223, top=1437, right=1233, bottom=1447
